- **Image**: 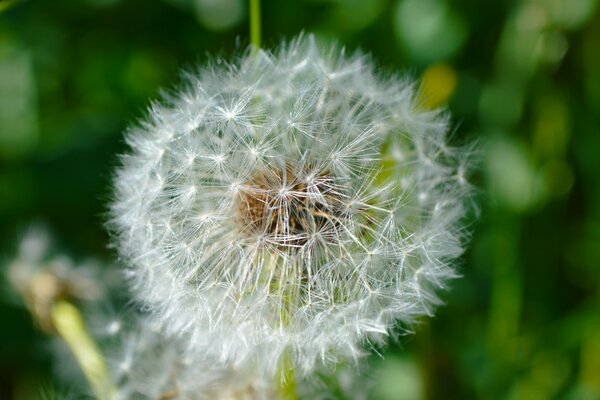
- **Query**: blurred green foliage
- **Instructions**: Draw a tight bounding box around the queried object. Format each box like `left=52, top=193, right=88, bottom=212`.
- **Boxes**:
left=1, top=0, right=599, bottom=399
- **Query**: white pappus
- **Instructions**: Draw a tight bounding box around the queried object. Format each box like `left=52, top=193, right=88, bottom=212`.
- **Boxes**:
left=109, top=34, right=474, bottom=377
left=106, top=318, right=276, bottom=400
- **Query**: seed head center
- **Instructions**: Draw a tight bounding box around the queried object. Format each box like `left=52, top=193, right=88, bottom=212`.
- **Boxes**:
left=236, top=166, right=345, bottom=247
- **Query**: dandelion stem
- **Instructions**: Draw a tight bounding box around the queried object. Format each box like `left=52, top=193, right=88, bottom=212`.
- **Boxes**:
left=51, top=301, right=115, bottom=400
left=277, top=351, right=298, bottom=400
left=267, top=252, right=298, bottom=400
left=249, top=0, right=261, bottom=49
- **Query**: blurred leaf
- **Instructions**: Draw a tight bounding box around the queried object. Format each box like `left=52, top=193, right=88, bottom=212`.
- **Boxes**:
left=327, top=0, right=386, bottom=32
left=0, top=44, right=38, bottom=159
left=542, top=0, right=598, bottom=30
left=194, top=0, right=244, bottom=31
left=485, top=135, right=542, bottom=212
left=479, top=79, right=524, bottom=127
left=393, top=0, right=467, bottom=64
left=375, top=356, right=424, bottom=400
left=418, top=63, right=458, bottom=109
left=0, top=0, right=21, bottom=13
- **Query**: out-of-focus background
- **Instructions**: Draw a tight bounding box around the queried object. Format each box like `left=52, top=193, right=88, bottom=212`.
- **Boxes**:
left=1, top=0, right=599, bottom=399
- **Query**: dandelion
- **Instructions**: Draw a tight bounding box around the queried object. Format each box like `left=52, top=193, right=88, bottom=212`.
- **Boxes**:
left=7, top=226, right=106, bottom=332
left=6, top=227, right=115, bottom=399
left=107, top=317, right=276, bottom=400
left=110, top=35, right=473, bottom=376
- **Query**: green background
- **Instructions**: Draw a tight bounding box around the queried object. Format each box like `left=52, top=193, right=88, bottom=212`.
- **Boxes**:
left=1, top=0, right=599, bottom=398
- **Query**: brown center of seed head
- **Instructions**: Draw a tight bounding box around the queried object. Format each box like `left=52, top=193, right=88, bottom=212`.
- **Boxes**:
left=236, top=165, right=345, bottom=248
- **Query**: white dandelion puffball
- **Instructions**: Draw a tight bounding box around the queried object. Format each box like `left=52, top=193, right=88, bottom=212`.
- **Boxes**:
left=110, top=35, right=472, bottom=375
left=107, top=318, right=275, bottom=400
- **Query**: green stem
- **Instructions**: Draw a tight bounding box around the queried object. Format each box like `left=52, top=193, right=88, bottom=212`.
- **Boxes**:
left=277, top=351, right=298, bottom=400
left=249, top=0, right=261, bottom=49
left=51, top=301, right=115, bottom=400
left=266, top=252, right=298, bottom=400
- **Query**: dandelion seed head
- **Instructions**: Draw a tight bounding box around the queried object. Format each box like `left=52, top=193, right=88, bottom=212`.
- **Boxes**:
left=234, top=164, right=346, bottom=249
left=110, top=35, right=473, bottom=375
left=108, top=318, right=276, bottom=400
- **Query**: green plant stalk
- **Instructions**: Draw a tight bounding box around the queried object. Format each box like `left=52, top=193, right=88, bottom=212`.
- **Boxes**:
left=277, top=288, right=298, bottom=400
left=51, top=300, right=115, bottom=400
left=250, top=0, right=262, bottom=49
left=265, top=252, right=298, bottom=400
left=277, top=350, right=298, bottom=400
